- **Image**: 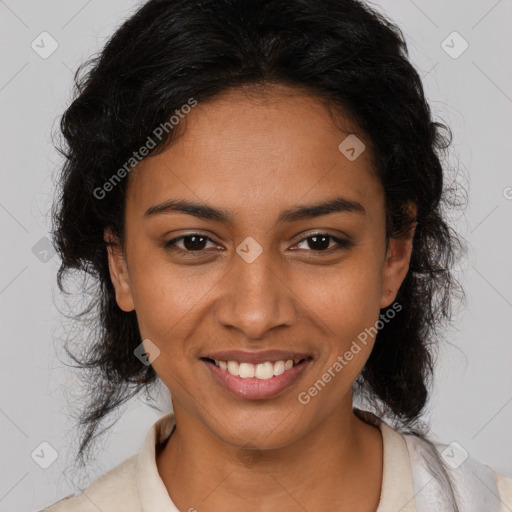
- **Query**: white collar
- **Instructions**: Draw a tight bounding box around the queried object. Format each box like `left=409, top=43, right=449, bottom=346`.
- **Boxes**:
left=135, top=411, right=416, bottom=511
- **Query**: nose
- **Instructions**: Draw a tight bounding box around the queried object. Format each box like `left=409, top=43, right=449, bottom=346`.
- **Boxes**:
left=214, top=250, right=298, bottom=339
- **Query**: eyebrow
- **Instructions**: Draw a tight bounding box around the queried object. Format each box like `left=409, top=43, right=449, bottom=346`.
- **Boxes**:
left=144, top=196, right=366, bottom=223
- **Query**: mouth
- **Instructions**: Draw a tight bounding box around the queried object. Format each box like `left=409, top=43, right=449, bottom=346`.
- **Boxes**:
left=200, top=354, right=314, bottom=400
left=200, top=356, right=312, bottom=380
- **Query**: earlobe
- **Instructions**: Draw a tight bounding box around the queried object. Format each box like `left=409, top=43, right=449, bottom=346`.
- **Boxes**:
left=379, top=237, right=413, bottom=308
left=104, top=228, right=135, bottom=312
left=379, top=204, right=417, bottom=309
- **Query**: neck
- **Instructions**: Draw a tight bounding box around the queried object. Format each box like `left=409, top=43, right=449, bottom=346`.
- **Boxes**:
left=156, top=401, right=383, bottom=512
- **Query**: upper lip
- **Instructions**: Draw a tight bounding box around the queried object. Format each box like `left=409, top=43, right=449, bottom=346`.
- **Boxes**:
left=201, top=350, right=313, bottom=365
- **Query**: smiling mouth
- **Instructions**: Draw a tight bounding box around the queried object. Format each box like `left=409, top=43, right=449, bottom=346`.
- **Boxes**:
left=200, top=356, right=313, bottom=380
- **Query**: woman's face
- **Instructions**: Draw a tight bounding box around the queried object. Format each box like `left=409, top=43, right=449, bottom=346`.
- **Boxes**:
left=107, top=85, right=413, bottom=449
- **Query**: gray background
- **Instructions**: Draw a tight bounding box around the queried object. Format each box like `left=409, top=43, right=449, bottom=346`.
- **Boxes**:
left=1, top=1, right=511, bottom=510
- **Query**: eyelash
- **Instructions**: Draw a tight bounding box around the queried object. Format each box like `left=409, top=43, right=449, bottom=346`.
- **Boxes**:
left=163, top=232, right=353, bottom=255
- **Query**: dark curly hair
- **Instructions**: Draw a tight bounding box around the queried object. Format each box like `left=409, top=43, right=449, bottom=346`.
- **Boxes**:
left=51, top=0, right=466, bottom=492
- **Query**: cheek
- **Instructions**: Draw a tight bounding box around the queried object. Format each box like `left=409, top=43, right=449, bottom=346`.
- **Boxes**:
left=128, top=245, right=215, bottom=333
left=300, top=254, right=384, bottom=381
left=302, top=254, right=383, bottom=330
left=130, top=267, right=203, bottom=391
left=126, top=251, right=224, bottom=386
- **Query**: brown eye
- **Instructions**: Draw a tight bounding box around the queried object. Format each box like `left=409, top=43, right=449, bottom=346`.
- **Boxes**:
left=182, top=235, right=208, bottom=251
left=164, top=234, right=218, bottom=252
left=294, top=233, right=353, bottom=252
left=305, top=234, right=330, bottom=250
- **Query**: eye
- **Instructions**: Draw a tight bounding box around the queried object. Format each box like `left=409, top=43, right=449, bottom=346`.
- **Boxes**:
left=293, top=233, right=353, bottom=253
left=164, top=233, right=221, bottom=253
left=164, top=232, right=353, bottom=256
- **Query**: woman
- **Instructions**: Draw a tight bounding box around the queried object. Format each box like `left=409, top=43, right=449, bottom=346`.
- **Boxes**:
left=45, top=0, right=511, bottom=510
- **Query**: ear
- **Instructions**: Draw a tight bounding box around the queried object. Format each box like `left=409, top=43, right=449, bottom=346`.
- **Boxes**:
left=379, top=203, right=417, bottom=309
left=104, top=228, right=135, bottom=312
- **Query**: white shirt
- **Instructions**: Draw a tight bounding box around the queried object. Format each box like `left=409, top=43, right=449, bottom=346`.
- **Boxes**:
left=43, top=411, right=512, bottom=511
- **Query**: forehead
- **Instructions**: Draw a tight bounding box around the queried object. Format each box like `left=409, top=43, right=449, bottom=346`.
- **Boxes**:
left=126, top=85, right=383, bottom=222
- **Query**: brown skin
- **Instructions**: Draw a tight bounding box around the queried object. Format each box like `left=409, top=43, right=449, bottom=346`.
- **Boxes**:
left=106, top=84, right=416, bottom=512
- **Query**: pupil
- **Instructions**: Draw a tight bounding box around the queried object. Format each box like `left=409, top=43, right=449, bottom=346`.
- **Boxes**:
left=184, top=235, right=207, bottom=250
left=308, top=235, right=329, bottom=250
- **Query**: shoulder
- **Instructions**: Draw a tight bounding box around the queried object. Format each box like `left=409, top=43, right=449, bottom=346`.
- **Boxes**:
left=403, top=432, right=512, bottom=512
left=42, top=412, right=177, bottom=512
left=42, top=454, right=141, bottom=512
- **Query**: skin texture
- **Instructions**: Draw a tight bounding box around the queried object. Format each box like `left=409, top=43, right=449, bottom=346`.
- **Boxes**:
left=106, top=84, right=416, bottom=511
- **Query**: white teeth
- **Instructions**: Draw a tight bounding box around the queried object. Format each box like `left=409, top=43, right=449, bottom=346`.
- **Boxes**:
left=239, top=362, right=255, bottom=378
left=227, top=360, right=239, bottom=376
left=213, top=358, right=302, bottom=380
left=255, top=361, right=274, bottom=379
left=273, top=360, right=285, bottom=376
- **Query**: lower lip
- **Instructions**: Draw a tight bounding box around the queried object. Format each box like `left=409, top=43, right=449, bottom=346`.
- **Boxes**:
left=202, top=359, right=312, bottom=400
